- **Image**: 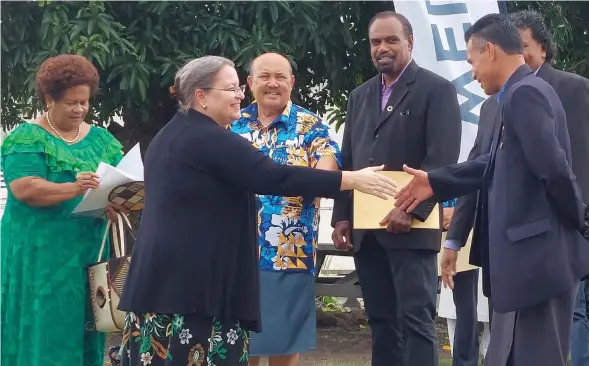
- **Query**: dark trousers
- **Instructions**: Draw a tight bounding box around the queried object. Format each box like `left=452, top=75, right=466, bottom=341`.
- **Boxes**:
left=484, top=281, right=578, bottom=366
left=354, top=233, right=438, bottom=366
left=451, top=269, right=480, bottom=366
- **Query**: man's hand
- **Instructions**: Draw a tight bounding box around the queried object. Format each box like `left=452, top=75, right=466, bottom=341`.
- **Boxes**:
left=440, top=248, right=459, bottom=289
left=394, top=164, right=434, bottom=212
left=332, top=221, right=353, bottom=251
left=443, top=207, right=454, bottom=230
left=379, top=207, right=412, bottom=233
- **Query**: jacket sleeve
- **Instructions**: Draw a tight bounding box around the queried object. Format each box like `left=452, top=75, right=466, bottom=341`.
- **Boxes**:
left=428, top=154, right=490, bottom=202
left=186, top=127, right=344, bottom=199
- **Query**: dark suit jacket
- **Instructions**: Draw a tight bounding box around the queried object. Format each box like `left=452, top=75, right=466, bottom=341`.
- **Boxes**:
left=428, top=65, right=588, bottom=313
left=449, top=64, right=589, bottom=269
left=446, top=95, right=500, bottom=265
left=537, top=63, right=589, bottom=202
left=119, top=109, right=342, bottom=331
left=332, top=60, right=462, bottom=252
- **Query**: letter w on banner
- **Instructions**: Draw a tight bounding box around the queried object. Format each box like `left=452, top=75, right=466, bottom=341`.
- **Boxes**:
left=392, top=0, right=506, bottom=162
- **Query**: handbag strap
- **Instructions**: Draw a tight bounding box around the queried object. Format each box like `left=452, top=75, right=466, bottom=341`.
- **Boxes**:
left=97, top=219, right=113, bottom=262
left=112, top=214, right=121, bottom=258
left=119, top=213, right=135, bottom=240
left=112, top=212, right=126, bottom=258
left=96, top=212, right=129, bottom=262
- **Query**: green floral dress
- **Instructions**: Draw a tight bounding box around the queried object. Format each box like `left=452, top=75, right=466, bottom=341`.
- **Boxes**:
left=1, top=123, right=123, bottom=366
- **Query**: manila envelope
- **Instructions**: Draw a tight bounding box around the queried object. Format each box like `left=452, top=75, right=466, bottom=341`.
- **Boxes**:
left=353, top=171, right=440, bottom=230
left=437, top=230, right=479, bottom=275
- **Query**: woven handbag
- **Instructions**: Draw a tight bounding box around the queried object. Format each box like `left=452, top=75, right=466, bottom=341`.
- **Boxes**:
left=88, top=212, right=132, bottom=332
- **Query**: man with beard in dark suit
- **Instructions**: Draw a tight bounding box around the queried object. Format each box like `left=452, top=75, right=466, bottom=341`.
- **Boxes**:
left=331, top=11, right=461, bottom=366
left=509, top=10, right=589, bottom=366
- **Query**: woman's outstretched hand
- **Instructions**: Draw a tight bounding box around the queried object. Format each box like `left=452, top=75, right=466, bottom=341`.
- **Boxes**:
left=348, top=165, right=398, bottom=199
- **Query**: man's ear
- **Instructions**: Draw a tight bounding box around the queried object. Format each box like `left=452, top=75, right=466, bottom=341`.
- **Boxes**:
left=486, top=42, right=497, bottom=61
left=407, top=34, right=414, bottom=53
left=247, top=75, right=254, bottom=90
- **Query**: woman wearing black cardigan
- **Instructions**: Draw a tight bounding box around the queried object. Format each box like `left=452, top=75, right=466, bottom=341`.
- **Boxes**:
left=118, top=56, right=396, bottom=366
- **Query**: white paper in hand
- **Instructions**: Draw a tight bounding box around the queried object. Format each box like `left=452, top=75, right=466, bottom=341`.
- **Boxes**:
left=72, top=143, right=144, bottom=217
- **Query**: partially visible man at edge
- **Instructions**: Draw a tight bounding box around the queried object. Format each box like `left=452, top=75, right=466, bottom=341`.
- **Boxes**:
left=397, top=13, right=589, bottom=365
left=440, top=10, right=589, bottom=366
left=509, top=10, right=589, bottom=366
left=331, top=11, right=462, bottom=366
left=231, top=52, right=341, bottom=366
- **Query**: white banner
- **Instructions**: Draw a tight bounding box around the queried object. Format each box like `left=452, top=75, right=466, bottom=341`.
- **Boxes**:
left=393, top=0, right=501, bottom=162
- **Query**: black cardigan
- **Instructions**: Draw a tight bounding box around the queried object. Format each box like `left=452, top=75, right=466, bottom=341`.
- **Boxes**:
left=118, top=109, right=342, bottom=332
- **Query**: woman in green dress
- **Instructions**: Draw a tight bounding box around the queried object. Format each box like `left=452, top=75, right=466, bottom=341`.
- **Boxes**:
left=1, top=54, right=124, bottom=366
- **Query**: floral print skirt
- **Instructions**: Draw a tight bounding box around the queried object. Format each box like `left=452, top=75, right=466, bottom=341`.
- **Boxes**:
left=120, top=312, right=250, bottom=366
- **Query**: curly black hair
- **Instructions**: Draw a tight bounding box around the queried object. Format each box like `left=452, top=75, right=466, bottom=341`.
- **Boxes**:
left=35, top=54, right=99, bottom=109
left=509, top=10, right=556, bottom=63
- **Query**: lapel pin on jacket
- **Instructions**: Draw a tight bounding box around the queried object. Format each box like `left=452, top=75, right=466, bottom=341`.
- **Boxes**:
left=386, top=106, right=393, bottom=112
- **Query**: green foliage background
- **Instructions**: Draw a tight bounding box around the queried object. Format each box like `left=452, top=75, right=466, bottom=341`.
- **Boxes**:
left=2, top=1, right=588, bottom=150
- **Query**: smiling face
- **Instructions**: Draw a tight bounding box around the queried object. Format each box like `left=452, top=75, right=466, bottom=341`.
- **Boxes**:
left=369, top=16, right=413, bottom=77
left=467, top=37, right=501, bottom=96
left=46, top=85, right=91, bottom=130
left=247, top=53, right=294, bottom=113
left=195, top=65, right=244, bottom=126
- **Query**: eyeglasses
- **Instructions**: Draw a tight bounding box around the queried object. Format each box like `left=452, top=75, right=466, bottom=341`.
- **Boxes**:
left=205, top=85, right=246, bottom=96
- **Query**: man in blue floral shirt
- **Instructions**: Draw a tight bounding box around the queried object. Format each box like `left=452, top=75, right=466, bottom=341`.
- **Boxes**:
left=231, top=53, right=341, bottom=366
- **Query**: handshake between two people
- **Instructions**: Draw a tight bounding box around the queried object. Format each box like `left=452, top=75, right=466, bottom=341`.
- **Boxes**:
left=333, top=164, right=437, bottom=248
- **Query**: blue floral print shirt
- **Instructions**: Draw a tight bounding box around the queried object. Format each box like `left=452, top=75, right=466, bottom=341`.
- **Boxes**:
left=443, top=199, right=456, bottom=208
left=231, top=101, right=342, bottom=274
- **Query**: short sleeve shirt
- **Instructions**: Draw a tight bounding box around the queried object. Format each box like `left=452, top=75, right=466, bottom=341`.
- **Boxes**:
left=231, top=101, right=342, bottom=274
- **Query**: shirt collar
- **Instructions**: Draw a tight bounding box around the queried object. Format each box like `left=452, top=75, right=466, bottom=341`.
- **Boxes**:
left=381, top=58, right=413, bottom=92
left=497, top=64, right=533, bottom=103
left=533, top=62, right=545, bottom=75
left=240, top=100, right=292, bottom=127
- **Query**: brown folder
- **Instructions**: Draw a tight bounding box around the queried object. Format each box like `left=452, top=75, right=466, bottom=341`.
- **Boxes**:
left=353, top=171, right=440, bottom=230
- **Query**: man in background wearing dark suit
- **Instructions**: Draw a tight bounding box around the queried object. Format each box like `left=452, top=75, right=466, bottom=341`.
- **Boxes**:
left=331, top=11, right=461, bottom=366
left=395, top=14, right=589, bottom=365
left=509, top=10, right=589, bottom=366
left=442, top=94, right=500, bottom=366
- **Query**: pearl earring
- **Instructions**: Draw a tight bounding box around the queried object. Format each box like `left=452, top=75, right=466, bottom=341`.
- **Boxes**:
left=202, top=104, right=207, bottom=109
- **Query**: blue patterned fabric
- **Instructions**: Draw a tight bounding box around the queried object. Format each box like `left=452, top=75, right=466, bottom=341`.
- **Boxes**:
left=231, top=101, right=341, bottom=274
left=443, top=198, right=457, bottom=208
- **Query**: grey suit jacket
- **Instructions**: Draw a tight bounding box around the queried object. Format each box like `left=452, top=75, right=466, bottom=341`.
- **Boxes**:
left=537, top=63, right=589, bottom=202
left=428, top=65, right=588, bottom=313
left=448, top=63, right=589, bottom=253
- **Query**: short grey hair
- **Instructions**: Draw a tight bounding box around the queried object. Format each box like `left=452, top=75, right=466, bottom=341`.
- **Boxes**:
left=172, top=56, right=235, bottom=111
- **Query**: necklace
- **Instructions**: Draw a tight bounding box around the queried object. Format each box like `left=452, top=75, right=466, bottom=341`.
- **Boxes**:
left=46, top=112, right=80, bottom=144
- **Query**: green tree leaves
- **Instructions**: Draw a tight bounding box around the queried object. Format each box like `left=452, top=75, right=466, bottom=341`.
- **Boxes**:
left=4, top=1, right=585, bottom=145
